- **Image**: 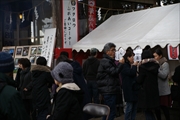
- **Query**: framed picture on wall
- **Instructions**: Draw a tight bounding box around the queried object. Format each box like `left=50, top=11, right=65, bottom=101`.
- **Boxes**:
left=22, top=47, right=29, bottom=56
left=37, top=46, right=42, bottom=55
left=8, top=49, right=14, bottom=56
left=30, top=56, right=36, bottom=64
left=15, top=58, right=20, bottom=65
left=16, top=48, right=22, bottom=55
left=31, top=47, right=37, bottom=55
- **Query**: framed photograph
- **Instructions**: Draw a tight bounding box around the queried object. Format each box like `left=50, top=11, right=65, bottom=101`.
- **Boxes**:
left=16, top=48, right=22, bottom=55
left=31, top=47, right=37, bottom=55
left=37, top=46, right=42, bottom=55
left=15, top=58, right=20, bottom=65
left=29, top=56, right=36, bottom=64
left=8, top=49, right=14, bottom=56
left=22, top=47, right=29, bottom=56
left=2, top=49, right=9, bottom=53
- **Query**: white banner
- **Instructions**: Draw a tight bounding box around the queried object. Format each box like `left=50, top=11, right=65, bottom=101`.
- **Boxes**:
left=62, top=0, right=78, bottom=48
left=41, top=28, right=56, bottom=67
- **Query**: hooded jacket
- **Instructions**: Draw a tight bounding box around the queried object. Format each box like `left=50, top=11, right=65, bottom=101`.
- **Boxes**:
left=0, top=73, right=30, bottom=120
left=83, top=56, right=100, bottom=81
left=137, top=60, right=160, bottom=109
left=27, top=65, right=54, bottom=111
left=47, top=83, right=83, bottom=120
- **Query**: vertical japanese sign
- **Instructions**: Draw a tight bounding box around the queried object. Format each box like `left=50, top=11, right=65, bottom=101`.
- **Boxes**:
left=62, top=0, right=78, bottom=48
left=88, top=0, right=96, bottom=32
left=167, top=44, right=179, bottom=60
left=41, top=28, right=56, bottom=67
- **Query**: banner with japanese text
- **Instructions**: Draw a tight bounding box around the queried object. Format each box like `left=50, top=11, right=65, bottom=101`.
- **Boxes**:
left=167, top=44, right=179, bottom=60
left=41, top=28, right=56, bottom=67
left=88, top=0, right=96, bottom=32
left=62, top=0, right=78, bottom=48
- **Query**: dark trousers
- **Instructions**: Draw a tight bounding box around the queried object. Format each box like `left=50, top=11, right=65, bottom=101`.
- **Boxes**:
left=145, top=109, right=156, bottom=120
left=32, top=108, right=48, bottom=120
left=155, top=106, right=170, bottom=120
left=87, top=81, right=99, bottom=104
left=23, top=99, right=33, bottom=116
left=102, top=94, right=116, bottom=120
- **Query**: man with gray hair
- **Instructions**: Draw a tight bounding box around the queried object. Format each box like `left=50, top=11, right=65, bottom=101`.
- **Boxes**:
left=97, top=42, right=124, bottom=120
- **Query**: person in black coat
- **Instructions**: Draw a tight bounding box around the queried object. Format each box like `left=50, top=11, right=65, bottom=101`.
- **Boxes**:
left=121, top=50, right=138, bottom=120
left=97, top=42, right=124, bottom=120
left=56, top=52, right=91, bottom=120
left=24, top=57, right=54, bottom=120
left=17, top=58, right=32, bottom=116
left=46, top=62, right=83, bottom=120
left=137, top=50, right=160, bottom=120
left=172, top=54, right=180, bottom=120
left=83, top=48, right=100, bottom=104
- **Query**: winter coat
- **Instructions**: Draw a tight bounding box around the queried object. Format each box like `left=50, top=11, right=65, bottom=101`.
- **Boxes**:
left=83, top=56, right=100, bottom=81
left=172, top=64, right=180, bottom=101
left=18, top=67, right=32, bottom=99
left=0, top=73, right=30, bottom=120
left=70, top=61, right=91, bottom=108
left=97, top=54, right=123, bottom=94
left=27, top=65, right=54, bottom=111
left=47, top=83, right=83, bottom=120
left=158, top=57, right=171, bottom=96
left=137, top=60, right=160, bottom=109
left=121, top=62, right=138, bottom=102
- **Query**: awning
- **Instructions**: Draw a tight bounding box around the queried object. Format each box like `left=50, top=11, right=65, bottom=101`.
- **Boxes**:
left=73, top=3, right=180, bottom=52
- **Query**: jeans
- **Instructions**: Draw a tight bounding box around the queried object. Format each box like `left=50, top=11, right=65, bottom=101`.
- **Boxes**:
left=87, top=81, right=99, bottom=104
left=125, top=101, right=137, bottom=120
left=145, top=109, right=156, bottom=120
left=102, top=94, right=116, bottom=120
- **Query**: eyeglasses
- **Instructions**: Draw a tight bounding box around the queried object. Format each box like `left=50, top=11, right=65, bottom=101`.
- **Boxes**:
left=109, top=49, right=116, bottom=52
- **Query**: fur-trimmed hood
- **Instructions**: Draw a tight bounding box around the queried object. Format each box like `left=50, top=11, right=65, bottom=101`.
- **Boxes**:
left=56, top=83, right=80, bottom=92
left=31, top=65, right=51, bottom=72
left=158, top=57, right=167, bottom=65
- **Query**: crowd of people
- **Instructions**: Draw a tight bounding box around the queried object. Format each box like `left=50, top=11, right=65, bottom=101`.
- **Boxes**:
left=0, top=42, right=180, bottom=120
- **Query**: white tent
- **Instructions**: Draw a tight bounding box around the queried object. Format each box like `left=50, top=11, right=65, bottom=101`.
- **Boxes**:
left=73, top=3, right=180, bottom=52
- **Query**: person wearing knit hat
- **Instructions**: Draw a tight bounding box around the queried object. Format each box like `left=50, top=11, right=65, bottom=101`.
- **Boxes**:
left=47, top=62, right=83, bottom=120
left=0, top=52, right=14, bottom=73
left=0, top=52, right=31, bottom=120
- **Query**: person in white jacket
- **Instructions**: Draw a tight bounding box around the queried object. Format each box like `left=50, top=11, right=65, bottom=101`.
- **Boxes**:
left=153, top=48, right=171, bottom=120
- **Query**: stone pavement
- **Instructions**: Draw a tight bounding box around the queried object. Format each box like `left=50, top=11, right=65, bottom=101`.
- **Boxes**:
left=90, top=101, right=180, bottom=120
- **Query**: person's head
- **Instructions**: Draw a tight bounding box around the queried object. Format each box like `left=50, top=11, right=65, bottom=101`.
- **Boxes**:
left=36, top=56, right=47, bottom=66
left=141, top=50, right=153, bottom=59
left=56, top=55, right=70, bottom=65
left=153, top=48, right=163, bottom=61
left=60, top=51, right=69, bottom=58
left=143, top=45, right=151, bottom=51
left=126, top=47, right=133, bottom=52
left=123, top=50, right=135, bottom=64
left=51, top=62, right=73, bottom=86
left=103, top=42, right=116, bottom=58
left=0, top=52, right=14, bottom=74
left=18, top=58, right=31, bottom=69
left=90, top=48, right=98, bottom=57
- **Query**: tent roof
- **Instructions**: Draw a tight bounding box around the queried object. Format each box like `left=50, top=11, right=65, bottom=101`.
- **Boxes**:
left=73, top=4, right=180, bottom=52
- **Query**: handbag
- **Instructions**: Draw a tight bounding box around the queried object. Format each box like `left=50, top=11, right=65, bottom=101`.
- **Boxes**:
left=171, top=83, right=180, bottom=101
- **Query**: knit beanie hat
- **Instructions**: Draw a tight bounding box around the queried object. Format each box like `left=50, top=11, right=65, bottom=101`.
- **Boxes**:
left=51, top=62, right=73, bottom=84
left=0, top=52, right=14, bottom=73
